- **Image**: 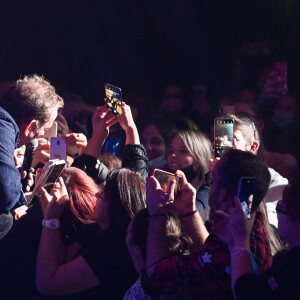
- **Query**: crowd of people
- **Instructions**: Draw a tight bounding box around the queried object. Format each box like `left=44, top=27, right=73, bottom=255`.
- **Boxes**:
left=0, top=61, right=299, bottom=300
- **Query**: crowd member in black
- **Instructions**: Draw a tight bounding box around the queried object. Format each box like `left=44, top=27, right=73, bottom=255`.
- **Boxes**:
left=36, top=167, right=145, bottom=299
left=72, top=102, right=148, bottom=183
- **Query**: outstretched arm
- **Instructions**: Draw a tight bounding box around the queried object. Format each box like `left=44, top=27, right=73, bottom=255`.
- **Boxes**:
left=81, top=105, right=117, bottom=158
left=117, top=103, right=140, bottom=145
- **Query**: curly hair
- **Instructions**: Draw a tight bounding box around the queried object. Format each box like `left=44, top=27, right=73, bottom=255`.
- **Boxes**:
left=0, top=75, right=63, bottom=126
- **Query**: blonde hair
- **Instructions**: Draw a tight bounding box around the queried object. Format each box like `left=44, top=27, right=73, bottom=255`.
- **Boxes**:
left=171, top=129, right=213, bottom=178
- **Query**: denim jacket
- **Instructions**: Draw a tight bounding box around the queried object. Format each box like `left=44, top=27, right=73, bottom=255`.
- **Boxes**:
left=0, top=107, right=27, bottom=213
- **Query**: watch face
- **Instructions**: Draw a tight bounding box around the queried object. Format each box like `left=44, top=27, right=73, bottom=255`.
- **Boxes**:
left=50, top=219, right=60, bottom=229
left=43, top=219, right=60, bottom=230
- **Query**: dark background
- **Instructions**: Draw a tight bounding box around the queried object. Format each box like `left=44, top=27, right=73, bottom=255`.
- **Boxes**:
left=0, top=0, right=299, bottom=105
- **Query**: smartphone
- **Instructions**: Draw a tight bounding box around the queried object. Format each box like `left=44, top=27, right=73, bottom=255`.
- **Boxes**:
left=104, top=135, right=123, bottom=157
left=214, top=118, right=234, bottom=158
left=152, top=169, right=182, bottom=196
left=50, top=137, right=67, bottom=161
left=237, top=177, right=256, bottom=219
left=40, top=121, right=57, bottom=141
left=30, top=159, right=67, bottom=203
left=105, top=83, right=123, bottom=115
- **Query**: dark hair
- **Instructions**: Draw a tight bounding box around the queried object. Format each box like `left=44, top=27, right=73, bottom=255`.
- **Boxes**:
left=140, top=117, right=174, bottom=147
left=219, top=149, right=270, bottom=211
left=98, top=152, right=122, bottom=170
left=129, top=209, right=191, bottom=262
left=104, top=168, right=146, bottom=232
left=219, top=149, right=283, bottom=254
left=0, top=75, right=64, bottom=126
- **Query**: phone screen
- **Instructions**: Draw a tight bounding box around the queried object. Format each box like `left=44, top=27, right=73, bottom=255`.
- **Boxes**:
left=237, top=177, right=256, bottom=219
left=43, top=162, right=67, bottom=192
left=214, top=118, right=234, bottom=158
left=152, top=169, right=182, bottom=196
left=105, top=83, right=123, bottom=115
left=104, top=135, right=123, bottom=157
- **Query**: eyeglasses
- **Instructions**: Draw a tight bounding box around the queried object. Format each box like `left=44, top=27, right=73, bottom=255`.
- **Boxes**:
left=276, top=199, right=290, bottom=215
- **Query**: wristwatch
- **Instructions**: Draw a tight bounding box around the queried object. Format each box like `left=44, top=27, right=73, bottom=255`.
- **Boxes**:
left=42, top=219, right=60, bottom=230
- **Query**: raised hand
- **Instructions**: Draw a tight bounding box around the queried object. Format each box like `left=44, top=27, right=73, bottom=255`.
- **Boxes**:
left=63, top=133, right=87, bottom=155
left=117, top=103, right=140, bottom=144
left=173, top=170, right=197, bottom=215
left=38, top=177, right=69, bottom=220
left=146, top=176, right=176, bottom=215
left=229, top=196, right=255, bottom=248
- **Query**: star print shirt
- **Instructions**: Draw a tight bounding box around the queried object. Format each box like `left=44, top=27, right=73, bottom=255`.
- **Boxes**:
left=142, top=212, right=272, bottom=300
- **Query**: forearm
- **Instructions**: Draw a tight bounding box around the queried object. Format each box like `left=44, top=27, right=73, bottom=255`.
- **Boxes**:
left=125, top=126, right=140, bottom=145
left=230, top=241, right=255, bottom=294
left=146, top=215, right=169, bottom=275
left=181, top=212, right=209, bottom=253
left=36, top=228, right=66, bottom=289
left=81, top=134, right=106, bottom=158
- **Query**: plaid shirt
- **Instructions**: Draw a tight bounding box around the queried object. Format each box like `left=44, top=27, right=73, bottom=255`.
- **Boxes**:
left=144, top=212, right=272, bottom=300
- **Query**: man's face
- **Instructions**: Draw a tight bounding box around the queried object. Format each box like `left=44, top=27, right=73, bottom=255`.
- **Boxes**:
left=19, top=104, right=60, bottom=146
left=35, top=105, right=60, bottom=138
left=233, top=127, right=251, bottom=152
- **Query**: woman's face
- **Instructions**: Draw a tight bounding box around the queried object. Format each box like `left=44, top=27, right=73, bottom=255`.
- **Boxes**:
left=94, top=191, right=110, bottom=231
left=167, top=136, right=194, bottom=172
left=141, top=124, right=166, bottom=161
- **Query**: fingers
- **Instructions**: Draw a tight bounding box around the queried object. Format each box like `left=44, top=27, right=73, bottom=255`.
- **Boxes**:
left=38, top=186, right=52, bottom=203
left=146, top=176, right=161, bottom=193
left=234, top=195, right=245, bottom=216
left=175, top=170, right=187, bottom=185
left=166, top=178, right=176, bottom=201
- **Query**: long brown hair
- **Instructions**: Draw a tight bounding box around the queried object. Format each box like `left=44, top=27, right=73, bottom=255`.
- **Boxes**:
left=104, top=168, right=146, bottom=232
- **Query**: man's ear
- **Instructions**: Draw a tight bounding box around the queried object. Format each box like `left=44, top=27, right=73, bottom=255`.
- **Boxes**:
left=23, top=120, right=38, bottom=137
left=250, top=141, right=259, bottom=154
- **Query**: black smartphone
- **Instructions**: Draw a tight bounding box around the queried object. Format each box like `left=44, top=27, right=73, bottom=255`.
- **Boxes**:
left=214, top=118, right=234, bottom=158
left=105, top=83, right=123, bottom=115
left=152, top=169, right=182, bottom=196
left=237, top=177, right=256, bottom=219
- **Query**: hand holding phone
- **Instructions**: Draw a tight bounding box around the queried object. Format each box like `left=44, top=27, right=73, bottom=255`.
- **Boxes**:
left=152, top=169, right=182, bottom=196
left=105, top=83, right=123, bottom=115
left=214, top=118, right=234, bottom=158
left=237, top=177, right=256, bottom=219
